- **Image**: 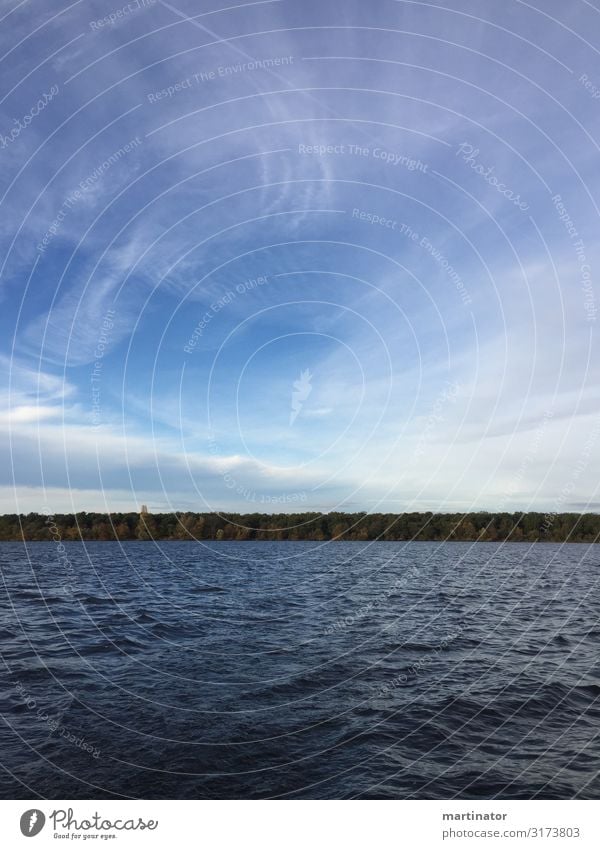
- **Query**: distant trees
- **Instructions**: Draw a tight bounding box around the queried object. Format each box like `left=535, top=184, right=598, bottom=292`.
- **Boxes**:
left=173, top=513, right=205, bottom=540
left=135, top=513, right=157, bottom=540
left=0, top=510, right=598, bottom=543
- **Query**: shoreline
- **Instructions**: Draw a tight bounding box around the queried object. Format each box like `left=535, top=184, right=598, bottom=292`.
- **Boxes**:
left=2, top=511, right=598, bottom=544
left=3, top=538, right=599, bottom=545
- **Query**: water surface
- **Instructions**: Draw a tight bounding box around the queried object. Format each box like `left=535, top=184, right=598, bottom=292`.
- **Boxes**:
left=1, top=540, right=599, bottom=799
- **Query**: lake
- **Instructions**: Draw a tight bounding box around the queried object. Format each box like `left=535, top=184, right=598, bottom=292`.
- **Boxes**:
left=0, top=540, right=599, bottom=799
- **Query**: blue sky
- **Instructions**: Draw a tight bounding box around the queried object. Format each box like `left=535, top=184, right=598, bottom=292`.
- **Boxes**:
left=1, top=0, right=599, bottom=514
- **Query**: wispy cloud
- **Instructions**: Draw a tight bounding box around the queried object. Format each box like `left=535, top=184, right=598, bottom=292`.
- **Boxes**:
left=1, top=0, right=599, bottom=511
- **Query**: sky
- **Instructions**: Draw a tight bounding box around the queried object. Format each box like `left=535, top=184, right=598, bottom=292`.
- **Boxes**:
left=0, top=0, right=599, bottom=515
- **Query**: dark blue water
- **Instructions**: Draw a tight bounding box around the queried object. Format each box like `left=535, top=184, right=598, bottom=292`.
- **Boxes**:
left=1, top=540, right=599, bottom=799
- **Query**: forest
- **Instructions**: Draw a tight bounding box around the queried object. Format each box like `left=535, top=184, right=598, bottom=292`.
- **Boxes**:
left=0, top=510, right=599, bottom=542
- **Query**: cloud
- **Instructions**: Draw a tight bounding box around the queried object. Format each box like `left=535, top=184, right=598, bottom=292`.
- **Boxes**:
left=0, top=404, right=62, bottom=424
left=2, top=0, right=600, bottom=512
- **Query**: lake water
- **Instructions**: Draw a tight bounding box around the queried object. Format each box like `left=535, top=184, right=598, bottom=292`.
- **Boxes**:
left=0, top=540, right=599, bottom=799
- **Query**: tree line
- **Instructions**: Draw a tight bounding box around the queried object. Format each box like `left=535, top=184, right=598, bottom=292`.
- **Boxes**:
left=0, top=510, right=599, bottom=542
